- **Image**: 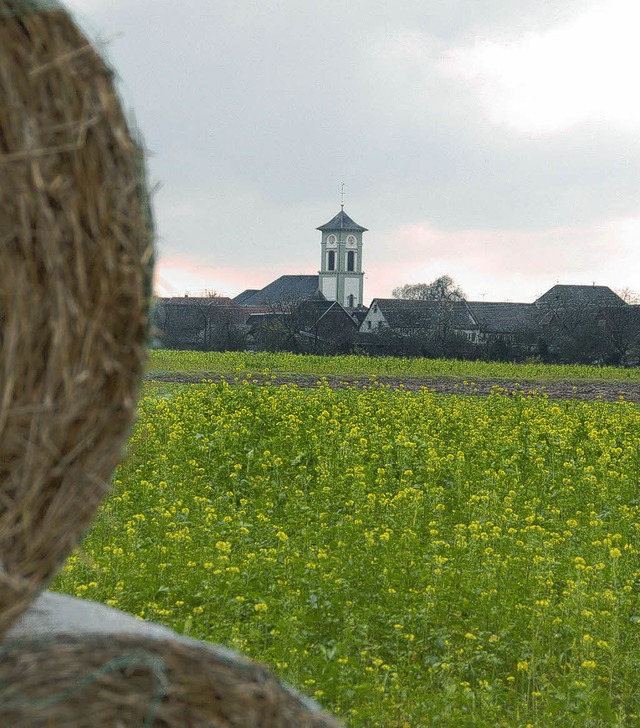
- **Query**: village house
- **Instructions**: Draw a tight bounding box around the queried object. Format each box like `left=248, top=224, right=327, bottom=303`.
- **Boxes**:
left=246, top=298, right=359, bottom=354
left=154, top=201, right=639, bottom=363
left=153, top=296, right=250, bottom=350
left=359, top=285, right=637, bottom=362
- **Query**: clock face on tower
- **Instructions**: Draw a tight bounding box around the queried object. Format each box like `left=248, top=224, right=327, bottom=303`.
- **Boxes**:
left=327, top=235, right=336, bottom=245
left=347, top=235, right=356, bottom=246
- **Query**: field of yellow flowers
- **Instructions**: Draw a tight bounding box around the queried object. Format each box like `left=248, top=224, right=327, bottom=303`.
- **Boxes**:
left=149, top=349, right=640, bottom=382
left=54, top=373, right=640, bottom=725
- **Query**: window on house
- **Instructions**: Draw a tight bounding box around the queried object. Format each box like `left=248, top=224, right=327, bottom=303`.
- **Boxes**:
left=347, top=251, right=355, bottom=272
left=328, top=250, right=335, bottom=271
left=366, top=320, right=372, bottom=330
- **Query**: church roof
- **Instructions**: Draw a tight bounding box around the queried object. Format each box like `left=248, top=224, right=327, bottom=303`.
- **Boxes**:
left=317, top=209, right=368, bottom=232
left=237, top=275, right=323, bottom=306
left=233, top=289, right=260, bottom=305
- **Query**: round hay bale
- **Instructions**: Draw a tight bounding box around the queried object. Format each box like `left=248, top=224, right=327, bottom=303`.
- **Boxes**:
left=0, top=0, right=152, bottom=637
left=0, top=3, right=344, bottom=725
left=1, top=592, right=342, bottom=727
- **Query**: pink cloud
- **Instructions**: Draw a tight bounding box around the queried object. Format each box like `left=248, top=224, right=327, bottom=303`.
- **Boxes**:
left=364, top=219, right=637, bottom=302
left=155, top=218, right=640, bottom=307
left=154, top=257, right=279, bottom=298
left=377, top=222, right=616, bottom=273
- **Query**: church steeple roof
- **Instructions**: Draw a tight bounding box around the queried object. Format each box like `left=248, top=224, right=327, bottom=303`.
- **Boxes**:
left=317, top=209, right=368, bottom=232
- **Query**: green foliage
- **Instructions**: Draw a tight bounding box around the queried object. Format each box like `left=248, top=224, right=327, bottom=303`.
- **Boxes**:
left=148, top=349, right=640, bottom=382
left=54, top=376, right=640, bottom=725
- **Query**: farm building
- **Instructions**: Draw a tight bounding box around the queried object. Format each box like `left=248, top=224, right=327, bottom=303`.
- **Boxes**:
left=358, top=285, right=639, bottom=362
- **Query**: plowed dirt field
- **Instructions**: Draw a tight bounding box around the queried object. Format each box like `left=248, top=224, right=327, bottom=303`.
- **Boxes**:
left=148, top=374, right=640, bottom=403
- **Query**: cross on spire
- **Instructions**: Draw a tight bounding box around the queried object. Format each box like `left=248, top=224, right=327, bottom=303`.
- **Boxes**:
left=340, top=181, right=345, bottom=210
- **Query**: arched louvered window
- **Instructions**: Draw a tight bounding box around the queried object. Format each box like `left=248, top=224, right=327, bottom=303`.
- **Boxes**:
left=347, top=251, right=355, bottom=272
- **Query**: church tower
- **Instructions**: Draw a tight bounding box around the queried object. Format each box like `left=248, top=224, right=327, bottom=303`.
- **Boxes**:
left=317, top=204, right=367, bottom=309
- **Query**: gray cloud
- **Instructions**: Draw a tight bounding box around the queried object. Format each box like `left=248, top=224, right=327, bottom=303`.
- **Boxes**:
left=63, top=0, right=639, bottom=297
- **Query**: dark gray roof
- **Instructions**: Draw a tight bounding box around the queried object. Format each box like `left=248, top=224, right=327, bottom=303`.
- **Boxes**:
left=597, top=304, right=640, bottom=326
left=317, top=209, right=368, bottom=232
left=246, top=299, right=358, bottom=339
left=153, top=297, right=248, bottom=346
left=466, top=302, right=539, bottom=334
left=297, top=299, right=342, bottom=315
left=535, top=285, right=626, bottom=307
left=350, top=308, right=369, bottom=325
left=233, top=289, right=260, bottom=305
left=238, top=275, right=323, bottom=306
left=156, top=296, right=242, bottom=312
left=372, top=299, right=476, bottom=330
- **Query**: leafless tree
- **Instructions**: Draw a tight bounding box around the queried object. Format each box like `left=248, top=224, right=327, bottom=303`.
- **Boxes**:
left=154, top=298, right=246, bottom=351
left=597, top=305, right=640, bottom=365
left=392, top=275, right=466, bottom=302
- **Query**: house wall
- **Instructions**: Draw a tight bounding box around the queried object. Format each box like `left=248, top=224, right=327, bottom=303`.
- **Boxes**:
left=359, top=301, right=387, bottom=331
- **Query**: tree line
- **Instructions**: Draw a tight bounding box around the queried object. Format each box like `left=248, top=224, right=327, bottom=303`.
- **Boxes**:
left=153, top=277, right=640, bottom=365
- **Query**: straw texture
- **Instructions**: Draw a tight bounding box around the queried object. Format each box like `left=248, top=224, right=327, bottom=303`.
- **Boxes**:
left=2, top=589, right=342, bottom=727
left=0, top=3, right=343, bottom=725
left=0, top=0, right=152, bottom=637
left=2, top=592, right=343, bottom=727
left=0, top=0, right=62, bottom=15
left=0, top=635, right=343, bottom=727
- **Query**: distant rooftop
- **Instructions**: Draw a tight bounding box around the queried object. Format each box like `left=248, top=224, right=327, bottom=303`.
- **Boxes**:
left=466, top=301, right=539, bottom=333
left=535, top=285, right=625, bottom=307
left=370, top=299, right=476, bottom=329
left=233, top=289, right=260, bottom=305
left=158, top=296, right=238, bottom=306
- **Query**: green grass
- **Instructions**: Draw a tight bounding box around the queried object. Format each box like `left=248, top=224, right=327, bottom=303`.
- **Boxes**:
left=148, top=349, right=640, bottom=383
left=55, top=379, right=640, bottom=725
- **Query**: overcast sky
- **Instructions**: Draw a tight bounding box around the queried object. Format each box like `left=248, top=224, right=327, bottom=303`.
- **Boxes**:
left=65, top=0, right=640, bottom=303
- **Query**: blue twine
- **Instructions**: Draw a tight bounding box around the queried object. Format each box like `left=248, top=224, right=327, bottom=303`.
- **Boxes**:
left=0, top=648, right=169, bottom=727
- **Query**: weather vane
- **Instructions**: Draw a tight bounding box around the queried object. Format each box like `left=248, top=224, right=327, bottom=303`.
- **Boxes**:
left=340, top=181, right=345, bottom=210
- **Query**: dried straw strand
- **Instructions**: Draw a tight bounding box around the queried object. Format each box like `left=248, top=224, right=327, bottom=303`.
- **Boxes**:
left=0, top=3, right=343, bottom=725
left=0, top=0, right=152, bottom=637
left=0, top=633, right=343, bottom=727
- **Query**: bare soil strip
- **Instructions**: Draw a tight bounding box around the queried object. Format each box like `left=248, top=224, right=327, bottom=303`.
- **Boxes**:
left=147, top=373, right=640, bottom=403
